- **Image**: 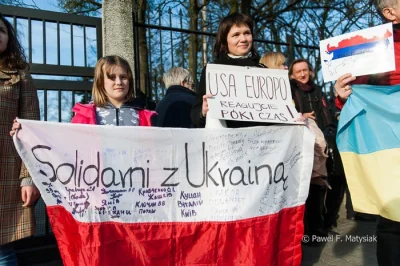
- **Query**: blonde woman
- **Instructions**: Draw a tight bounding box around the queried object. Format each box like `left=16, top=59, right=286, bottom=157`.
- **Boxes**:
left=259, top=51, right=288, bottom=69
left=71, top=55, right=156, bottom=126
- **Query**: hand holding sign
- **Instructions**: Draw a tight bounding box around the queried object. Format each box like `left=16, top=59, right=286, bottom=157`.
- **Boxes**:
left=303, top=111, right=315, bottom=120
left=334, top=73, right=356, bottom=103
left=202, top=94, right=213, bottom=117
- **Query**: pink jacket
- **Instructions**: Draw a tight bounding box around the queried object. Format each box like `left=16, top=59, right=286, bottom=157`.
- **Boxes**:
left=71, top=103, right=156, bottom=126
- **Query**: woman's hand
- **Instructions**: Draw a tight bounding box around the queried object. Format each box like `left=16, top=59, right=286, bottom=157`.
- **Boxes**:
left=334, top=73, right=356, bottom=103
left=201, top=94, right=213, bottom=117
left=295, top=113, right=306, bottom=122
left=21, top=185, right=40, bottom=207
left=303, top=111, right=315, bottom=120
left=10, top=118, right=21, bottom=137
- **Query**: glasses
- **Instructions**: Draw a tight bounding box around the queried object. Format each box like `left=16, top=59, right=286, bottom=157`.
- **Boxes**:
left=183, top=75, right=195, bottom=89
left=186, top=81, right=195, bottom=90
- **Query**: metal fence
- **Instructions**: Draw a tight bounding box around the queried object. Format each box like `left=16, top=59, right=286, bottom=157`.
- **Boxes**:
left=1, top=4, right=101, bottom=123
left=133, top=6, right=320, bottom=102
left=1, top=4, right=102, bottom=264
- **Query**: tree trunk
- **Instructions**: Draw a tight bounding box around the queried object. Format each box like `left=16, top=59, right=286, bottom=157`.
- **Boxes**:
left=240, top=0, right=252, bottom=15
left=137, top=0, right=149, bottom=96
left=202, top=1, right=208, bottom=66
left=228, top=0, right=239, bottom=14
left=188, top=0, right=200, bottom=85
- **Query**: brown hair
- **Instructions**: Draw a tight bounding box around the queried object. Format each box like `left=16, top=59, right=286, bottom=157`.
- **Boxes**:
left=0, top=14, right=29, bottom=70
left=213, top=12, right=258, bottom=59
left=260, top=52, right=286, bottom=69
left=92, top=55, right=135, bottom=107
left=288, top=58, right=314, bottom=77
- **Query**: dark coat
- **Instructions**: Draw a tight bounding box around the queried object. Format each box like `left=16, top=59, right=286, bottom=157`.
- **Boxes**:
left=155, top=85, right=196, bottom=128
left=290, top=79, right=332, bottom=130
left=190, top=53, right=266, bottom=128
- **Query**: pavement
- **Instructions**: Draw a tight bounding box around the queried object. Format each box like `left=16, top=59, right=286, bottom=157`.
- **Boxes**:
left=28, top=200, right=379, bottom=266
left=302, top=202, right=378, bottom=266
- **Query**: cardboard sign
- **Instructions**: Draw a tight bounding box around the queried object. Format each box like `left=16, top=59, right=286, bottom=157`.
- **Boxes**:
left=206, top=64, right=301, bottom=124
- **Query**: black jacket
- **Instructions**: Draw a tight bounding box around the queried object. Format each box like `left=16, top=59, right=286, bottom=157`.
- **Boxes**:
left=190, top=53, right=267, bottom=128
left=155, top=85, right=196, bottom=128
left=290, top=79, right=332, bottom=130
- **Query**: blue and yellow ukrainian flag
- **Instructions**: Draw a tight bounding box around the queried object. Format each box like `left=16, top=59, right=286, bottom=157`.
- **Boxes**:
left=337, top=84, right=400, bottom=222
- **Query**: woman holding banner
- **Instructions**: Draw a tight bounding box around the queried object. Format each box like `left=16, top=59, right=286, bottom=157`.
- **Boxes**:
left=190, top=12, right=266, bottom=128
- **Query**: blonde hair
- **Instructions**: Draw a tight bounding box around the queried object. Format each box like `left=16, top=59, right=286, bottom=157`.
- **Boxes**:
left=259, top=52, right=286, bottom=69
left=163, top=67, right=192, bottom=88
left=92, top=55, right=135, bottom=107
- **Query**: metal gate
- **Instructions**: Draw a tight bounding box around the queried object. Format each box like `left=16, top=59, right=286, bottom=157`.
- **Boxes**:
left=1, top=4, right=102, bottom=264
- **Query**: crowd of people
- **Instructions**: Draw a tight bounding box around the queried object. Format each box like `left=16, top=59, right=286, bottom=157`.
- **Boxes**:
left=1, top=0, right=400, bottom=265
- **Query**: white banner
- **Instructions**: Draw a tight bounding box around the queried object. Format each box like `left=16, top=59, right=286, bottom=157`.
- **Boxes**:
left=14, top=120, right=314, bottom=223
left=206, top=64, right=301, bottom=124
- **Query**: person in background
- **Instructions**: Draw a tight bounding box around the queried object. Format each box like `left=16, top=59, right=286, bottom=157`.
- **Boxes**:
left=70, top=55, right=156, bottom=126
left=287, top=57, right=346, bottom=232
left=155, top=67, right=196, bottom=128
left=334, top=1, right=400, bottom=264
left=289, top=58, right=335, bottom=243
left=289, top=58, right=332, bottom=129
left=1, top=14, right=40, bottom=265
left=261, top=54, right=333, bottom=220
left=259, top=51, right=288, bottom=69
left=190, top=12, right=265, bottom=128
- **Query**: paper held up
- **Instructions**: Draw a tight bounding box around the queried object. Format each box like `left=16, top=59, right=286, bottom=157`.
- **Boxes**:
left=205, top=64, right=302, bottom=125
left=320, top=23, right=395, bottom=83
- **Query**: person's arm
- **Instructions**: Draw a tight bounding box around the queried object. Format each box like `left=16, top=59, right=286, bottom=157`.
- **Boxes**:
left=334, top=73, right=356, bottom=110
left=20, top=166, right=40, bottom=207
left=138, top=109, right=157, bottom=126
left=319, top=89, right=333, bottom=127
left=71, top=103, right=97, bottom=124
left=335, top=97, right=345, bottom=110
left=18, top=71, right=41, bottom=207
left=290, top=80, right=315, bottom=119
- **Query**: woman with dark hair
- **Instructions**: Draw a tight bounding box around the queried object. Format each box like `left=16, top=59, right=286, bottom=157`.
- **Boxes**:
left=1, top=14, right=40, bottom=265
left=190, top=12, right=265, bottom=128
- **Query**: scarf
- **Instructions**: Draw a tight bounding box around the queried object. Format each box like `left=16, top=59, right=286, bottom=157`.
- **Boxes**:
left=297, top=81, right=314, bottom=92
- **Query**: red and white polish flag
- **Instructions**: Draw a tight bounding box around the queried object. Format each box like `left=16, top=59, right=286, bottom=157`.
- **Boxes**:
left=14, top=120, right=313, bottom=266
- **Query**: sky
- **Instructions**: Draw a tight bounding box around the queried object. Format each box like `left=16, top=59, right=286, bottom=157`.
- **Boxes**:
left=23, top=0, right=63, bottom=12
left=4, top=0, right=100, bottom=69
left=21, top=0, right=102, bottom=16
